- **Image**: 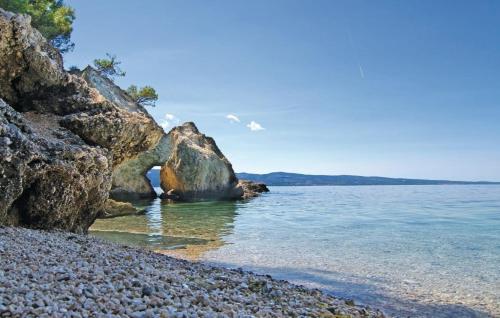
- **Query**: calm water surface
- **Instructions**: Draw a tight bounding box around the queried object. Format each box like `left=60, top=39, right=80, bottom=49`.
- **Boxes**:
left=91, top=185, right=500, bottom=317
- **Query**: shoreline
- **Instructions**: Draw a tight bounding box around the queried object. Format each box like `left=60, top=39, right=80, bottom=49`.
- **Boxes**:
left=0, top=226, right=386, bottom=317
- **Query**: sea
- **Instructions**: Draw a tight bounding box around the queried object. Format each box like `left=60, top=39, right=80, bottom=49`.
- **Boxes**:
left=91, top=185, right=500, bottom=317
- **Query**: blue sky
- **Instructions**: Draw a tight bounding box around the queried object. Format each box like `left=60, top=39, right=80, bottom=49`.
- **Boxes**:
left=64, top=0, right=500, bottom=181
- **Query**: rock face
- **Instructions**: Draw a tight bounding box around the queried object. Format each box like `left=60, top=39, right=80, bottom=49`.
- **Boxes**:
left=160, top=123, right=243, bottom=201
left=0, top=9, right=108, bottom=115
left=74, top=67, right=166, bottom=199
left=68, top=67, right=165, bottom=166
left=0, top=100, right=111, bottom=233
left=0, top=9, right=117, bottom=232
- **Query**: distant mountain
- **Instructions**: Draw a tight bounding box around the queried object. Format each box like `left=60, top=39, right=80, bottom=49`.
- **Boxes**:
left=235, top=172, right=500, bottom=186
left=147, top=170, right=499, bottom=187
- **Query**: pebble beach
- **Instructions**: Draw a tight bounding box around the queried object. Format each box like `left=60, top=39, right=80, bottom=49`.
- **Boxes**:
left=0, top=227, right=385, bottom=318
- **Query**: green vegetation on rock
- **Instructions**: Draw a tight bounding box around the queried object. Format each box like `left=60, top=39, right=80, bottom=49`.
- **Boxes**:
left=93, top=53, right=126, bottom=80
left=126, top=85, right=159, bottom=107
left=0, top=0, right=75, bottom=53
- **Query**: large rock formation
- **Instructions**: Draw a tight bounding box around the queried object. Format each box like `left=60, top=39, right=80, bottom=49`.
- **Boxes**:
left=73, top=66, right=244, bottom=202
left=74, top=67, right=167, bottom=199
left=0, top=8, right=153, bottom=231
left=0, top=100, right=112, bottom=233
left=160, top=123, right=243, bottom=201
left=0, top=7, right=261, bottom=232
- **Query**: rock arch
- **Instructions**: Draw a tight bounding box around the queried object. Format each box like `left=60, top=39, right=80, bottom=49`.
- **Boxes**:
left=110, top=123, right=244, bottom=201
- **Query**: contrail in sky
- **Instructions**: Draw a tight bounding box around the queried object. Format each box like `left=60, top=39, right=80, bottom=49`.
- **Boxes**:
left=358, top=64, right=365, bottom=79
left=347, top=29, right=365, bottom=79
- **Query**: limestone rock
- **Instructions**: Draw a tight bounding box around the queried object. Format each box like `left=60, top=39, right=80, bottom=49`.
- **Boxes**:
left=0, top=8, right=109, bottom=115
left=0, top=99, right=112, bottom=233
left=0, top=8, right=162, bottom=167
left=238, top=180, right=270, bottom=199
left=74, top=67, right=166, bottom=197
left=97, top=199, right=143, bottom=219
left=60, top=106, right=164, bottom=166
left=110, top=135, right=171, bottom=200
left=0, top=7, right=249, bottom=234
left=160, top=123, right=243, bottom=201
left=81, top=66, right=149, bottom=114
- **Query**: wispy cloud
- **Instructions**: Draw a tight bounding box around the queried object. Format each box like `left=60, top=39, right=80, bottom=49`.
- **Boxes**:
left=247, top=121, right=265, bottom=131
left=226, top=114, right=240, bottom=123
left=160, top=113, right=180, bottom=130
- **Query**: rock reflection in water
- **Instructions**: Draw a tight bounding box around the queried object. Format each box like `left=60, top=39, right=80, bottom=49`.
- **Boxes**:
left=90, top=196, right=238, bottom=260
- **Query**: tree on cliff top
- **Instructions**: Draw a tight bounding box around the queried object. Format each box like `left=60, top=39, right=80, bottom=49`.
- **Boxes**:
left=93, top=54, right=126, bottom=80
left=93, top=54, right=158, bottom=107
left=126, top=85, right=159, bottom=107
left=0, top=0, right=75, bottom=53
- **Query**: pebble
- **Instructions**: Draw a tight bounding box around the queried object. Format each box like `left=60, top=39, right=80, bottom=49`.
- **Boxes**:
left=0, top=227, right=386, bottom=317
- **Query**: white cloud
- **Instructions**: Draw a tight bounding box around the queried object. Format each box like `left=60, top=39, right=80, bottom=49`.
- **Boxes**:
left=226, top=114, right=240, bottom=123
left=160, top=113, right=180, bottom=130
left=246, top=121, right=265, bottom=131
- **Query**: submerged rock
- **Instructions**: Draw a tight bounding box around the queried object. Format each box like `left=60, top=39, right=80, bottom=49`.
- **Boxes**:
left=238, top=180, right=270, bottom=199
left=97, top=199, right=143, bottom=219
left=160, top=123, right=243, bottom=201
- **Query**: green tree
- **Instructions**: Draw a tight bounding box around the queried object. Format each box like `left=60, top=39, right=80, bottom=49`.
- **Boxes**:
left=126, top=85, right=159, bottom=107
left=0, top=0, right=75, bottom=53
left=93, top=54, right=126, bottom=80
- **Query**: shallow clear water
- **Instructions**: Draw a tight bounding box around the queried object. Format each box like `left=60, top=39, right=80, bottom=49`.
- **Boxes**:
left=91, top=185, right=500, bottom=317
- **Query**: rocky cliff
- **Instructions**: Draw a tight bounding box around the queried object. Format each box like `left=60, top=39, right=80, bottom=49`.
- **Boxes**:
left=0, top=8, right=113, bottom=233
left=0, top=8, right=259, bottom=233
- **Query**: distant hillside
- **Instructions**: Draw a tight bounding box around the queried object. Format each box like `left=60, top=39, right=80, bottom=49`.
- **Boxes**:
left=147, top=170, right=499, bottom=187
left=235, top=172, right=500, bottom=186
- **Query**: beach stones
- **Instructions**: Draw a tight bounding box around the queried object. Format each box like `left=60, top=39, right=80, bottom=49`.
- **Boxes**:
left=0, top=227, right=385, bottom=317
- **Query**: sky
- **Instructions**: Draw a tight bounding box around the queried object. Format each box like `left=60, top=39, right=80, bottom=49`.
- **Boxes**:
left=64, top=0, right=500, bottom=181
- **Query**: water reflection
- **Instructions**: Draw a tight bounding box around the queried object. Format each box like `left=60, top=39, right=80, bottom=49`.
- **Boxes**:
left=90, top=196, right=239, bottom=259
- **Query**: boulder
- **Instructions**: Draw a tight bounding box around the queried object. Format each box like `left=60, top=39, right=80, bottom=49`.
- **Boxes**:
left=97, top=199, right=144, bottom=219
left=238, top=180, right=270, bottom=199
left=160, top=123, right=243, bottom=201
left=0, top=99, right=112, bottom=233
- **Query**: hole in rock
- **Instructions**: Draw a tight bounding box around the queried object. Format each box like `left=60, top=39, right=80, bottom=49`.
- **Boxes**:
left=146, top=166, right=162, bottom=196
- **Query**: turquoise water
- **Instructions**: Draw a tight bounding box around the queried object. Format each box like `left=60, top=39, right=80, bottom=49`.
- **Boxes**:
left=91, top=185, right=500, bottom=317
